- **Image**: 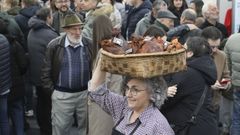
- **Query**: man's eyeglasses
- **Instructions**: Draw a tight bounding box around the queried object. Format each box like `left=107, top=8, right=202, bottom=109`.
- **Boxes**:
left=125, top=86, right=145, bottom=96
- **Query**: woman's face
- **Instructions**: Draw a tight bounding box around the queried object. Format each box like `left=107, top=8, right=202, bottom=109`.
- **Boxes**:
left=173, top=0, right=183, bottom=9
left=189, top=3, right=196, bottom=11
left=125, top=79, right=151, bottom=112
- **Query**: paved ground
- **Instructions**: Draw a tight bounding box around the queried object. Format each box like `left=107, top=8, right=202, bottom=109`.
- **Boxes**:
left=24, top=116, right=78, bottom=135
left=25, top=117, right=41, bottom=135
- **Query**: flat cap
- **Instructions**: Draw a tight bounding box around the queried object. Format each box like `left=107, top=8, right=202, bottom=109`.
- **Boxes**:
left=157, top=10, right=177, bottom=19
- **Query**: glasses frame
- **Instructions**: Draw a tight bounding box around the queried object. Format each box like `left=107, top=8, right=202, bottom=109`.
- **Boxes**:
left=125, top=86, right=145, bottom=96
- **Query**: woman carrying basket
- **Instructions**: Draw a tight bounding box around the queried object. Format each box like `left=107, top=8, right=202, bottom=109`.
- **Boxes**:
left=88, top=55, right=174, bottom=135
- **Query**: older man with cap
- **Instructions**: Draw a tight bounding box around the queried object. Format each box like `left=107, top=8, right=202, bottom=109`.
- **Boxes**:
left=134, top=0, right=168, bottom=36
left=41, top=13, right=92, bottom=135
left=153, top=10, right=177, bottom=32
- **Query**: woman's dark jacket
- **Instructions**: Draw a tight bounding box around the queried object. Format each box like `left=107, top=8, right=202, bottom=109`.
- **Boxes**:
left=161, top=55, right=218, bottom=135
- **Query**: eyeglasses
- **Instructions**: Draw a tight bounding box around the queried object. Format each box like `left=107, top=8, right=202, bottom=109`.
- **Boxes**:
left=125, top=86, right=145, bottom=96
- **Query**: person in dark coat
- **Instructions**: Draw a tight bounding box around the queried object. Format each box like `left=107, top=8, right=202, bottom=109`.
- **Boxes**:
left=28, top=7, right=59, bottom=135
left=15, top=0, right=41, bottom=117
left=1, top=15, right=28, bottom=135
left=0, top=12, right=25, bottom=51
left=200, top=2, right=228, bottom=40
left=153, top=10, right=177, bottom=32
left=167, top=9, right=202, bottom=44
left=41, top=13, right=92, bottom=135
left=121, top=0, right=152, bottom=40
left=168, top=0, right=188, bottom=26
left=161, top=37, right=218, bottom=135
left=52, top=0, right=83, bottom=34
left=134, top=0, right=168, bottom=36
left=14, top=0, right=41, bottom=45
left=0, top=33, right=11, bottom=135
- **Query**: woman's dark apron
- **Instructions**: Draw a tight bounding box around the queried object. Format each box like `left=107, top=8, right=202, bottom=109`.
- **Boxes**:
left=112, top=117, right=141, bottom=135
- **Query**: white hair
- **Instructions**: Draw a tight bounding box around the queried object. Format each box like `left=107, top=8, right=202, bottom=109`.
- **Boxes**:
left=202, top=1, right=217, bottom=18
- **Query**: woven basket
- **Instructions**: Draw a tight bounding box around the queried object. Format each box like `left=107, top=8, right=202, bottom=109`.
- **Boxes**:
left=100, top=48, right=187, bottom=78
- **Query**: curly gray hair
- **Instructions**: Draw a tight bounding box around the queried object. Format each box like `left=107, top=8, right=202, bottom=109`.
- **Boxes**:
left=122, top=76, right=168, bottom=109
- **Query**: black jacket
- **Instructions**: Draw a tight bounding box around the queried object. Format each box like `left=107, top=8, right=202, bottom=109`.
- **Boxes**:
left=121, top=0, right=152, bottom=39
left=161, top=55, right=218, bottom=135
left=167, top=24, right=202, bottom=44
left=0, top=34, right=11, bottom=95
left=0, top=12, right=25, bottom=51
left=15, top=5, right=41, bottom=49
left=41, top=35, right=92, bottom=95
left=8, top=40, right=28, bottom=101
left=28, top=16, right=59, bottom=86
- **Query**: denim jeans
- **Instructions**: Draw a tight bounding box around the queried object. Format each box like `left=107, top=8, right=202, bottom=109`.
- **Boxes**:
left=24, top=71, right=34, bottom=111
left=230, top=86, right=240, bottom=135
left=8, top=99, right=25, bottom=135
left=0, top=94, right=9, bottom=135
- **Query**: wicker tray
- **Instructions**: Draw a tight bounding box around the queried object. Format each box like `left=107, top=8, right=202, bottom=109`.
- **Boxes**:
left=100, top=48, right=187, bottom=78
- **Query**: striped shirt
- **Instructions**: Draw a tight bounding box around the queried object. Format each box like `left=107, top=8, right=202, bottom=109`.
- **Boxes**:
left=89, top=83, right=175, bottom=135
left=56, top=36, right=90, bottom=92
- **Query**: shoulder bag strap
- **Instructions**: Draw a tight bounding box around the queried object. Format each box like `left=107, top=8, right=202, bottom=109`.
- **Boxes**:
left=189, top=85, right=208, bottom=124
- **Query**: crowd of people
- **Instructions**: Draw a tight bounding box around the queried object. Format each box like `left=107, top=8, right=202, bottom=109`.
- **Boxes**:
left=0, top=0, right=240, bottom=135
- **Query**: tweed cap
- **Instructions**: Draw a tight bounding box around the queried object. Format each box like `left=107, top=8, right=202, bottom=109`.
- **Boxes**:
left=157, top=10, right=177, bottom=19
left=62, top=13, right=84, bottom=28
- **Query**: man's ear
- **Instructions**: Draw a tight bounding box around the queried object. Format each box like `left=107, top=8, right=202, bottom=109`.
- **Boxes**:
left=180, top=17, right=185, bottom=24
left=203, top=12, right=209, bottom=19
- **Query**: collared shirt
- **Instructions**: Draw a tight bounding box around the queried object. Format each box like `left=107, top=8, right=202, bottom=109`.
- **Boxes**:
left=89, top=84, right=175, bottom=135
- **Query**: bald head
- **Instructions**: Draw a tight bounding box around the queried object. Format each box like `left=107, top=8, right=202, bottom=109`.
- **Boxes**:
left=180, top=9, right=197, bottom=24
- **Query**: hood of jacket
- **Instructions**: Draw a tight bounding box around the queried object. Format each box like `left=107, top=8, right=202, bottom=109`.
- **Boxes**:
left=7, top=6, right=21, bottom=16
left=19, top=5, right=41, bottom=18
left=28, top=16, right=48, bottom=30
left=187, top=55, right=217, bottom=85
left=141, top=12, right=156, bottom=25
left=135, top=0, right=152, bottom=11
left=91, top=3, right=113, bottom=17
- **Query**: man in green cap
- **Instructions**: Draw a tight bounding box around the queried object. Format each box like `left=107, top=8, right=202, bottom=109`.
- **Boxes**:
left=52, top=0, right=83, bottom=34
left=41, top=13, right=92, bottom=135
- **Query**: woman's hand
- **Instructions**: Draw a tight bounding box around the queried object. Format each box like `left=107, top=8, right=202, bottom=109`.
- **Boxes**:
left=167, top=85, right=177, bottom=97
left=211, top=80, right=223, bottom=90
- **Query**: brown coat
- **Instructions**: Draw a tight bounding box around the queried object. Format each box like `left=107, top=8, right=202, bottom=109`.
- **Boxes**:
left=211, top=49, right=230, bottom=110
